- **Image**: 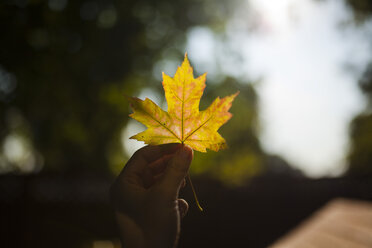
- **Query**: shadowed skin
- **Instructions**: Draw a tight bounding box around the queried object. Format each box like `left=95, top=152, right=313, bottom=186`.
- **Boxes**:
left=129, top=54, right=239, bottom=152
left=110, top=144, right=193, bottom=248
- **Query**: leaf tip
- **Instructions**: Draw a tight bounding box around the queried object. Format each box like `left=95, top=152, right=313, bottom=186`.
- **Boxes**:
left=183, top=52, right=191, bottom=66
left=232, top=91, right=240, bottom=98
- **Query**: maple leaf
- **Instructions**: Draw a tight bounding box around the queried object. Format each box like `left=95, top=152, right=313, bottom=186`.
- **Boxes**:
left=129, top=53, right=238, bottom=152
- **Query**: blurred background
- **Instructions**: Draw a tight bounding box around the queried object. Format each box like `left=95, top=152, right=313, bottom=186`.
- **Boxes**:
left=0, top=0, right=371, bottom=247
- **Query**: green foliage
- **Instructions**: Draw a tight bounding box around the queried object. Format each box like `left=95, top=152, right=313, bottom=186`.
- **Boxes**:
left=347, top=0, right=372, bottom=21
left=346, top=0, right=372, bottom=177
left=348, top=114, right=372, bottom=176
left=191, top=78, right=264, bottom=186
left=0, top=0, right=249, bottom=176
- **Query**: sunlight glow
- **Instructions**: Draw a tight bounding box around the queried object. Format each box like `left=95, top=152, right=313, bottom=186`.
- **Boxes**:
left=249, top=0, right=294, bottom=35
left=244, top=0, right=372, bottom=177
left=2, top=133, right=41, bottom=173
left=186, top=0, right=372, bottom=177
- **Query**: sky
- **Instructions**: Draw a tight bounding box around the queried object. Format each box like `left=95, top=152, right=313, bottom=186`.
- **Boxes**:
left=185, top=0, right=372, bottom=177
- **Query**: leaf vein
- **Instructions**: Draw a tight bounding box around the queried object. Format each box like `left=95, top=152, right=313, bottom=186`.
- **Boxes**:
left=183, top=113, right=214, bottom=142
left=141, top=109, right=181, bottom=142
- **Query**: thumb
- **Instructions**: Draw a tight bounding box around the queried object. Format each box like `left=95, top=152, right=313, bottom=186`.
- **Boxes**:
left=157, top=145, right=193, bottom=197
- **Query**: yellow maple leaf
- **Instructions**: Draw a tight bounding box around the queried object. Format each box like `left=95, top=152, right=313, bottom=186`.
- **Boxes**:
left=129, top=53, right=238, bottom=152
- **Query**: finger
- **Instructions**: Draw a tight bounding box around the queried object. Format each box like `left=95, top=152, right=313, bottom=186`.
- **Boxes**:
left=123, top=144, right=181, bottom=177
left=151, top=171, right=185, bottom=186
left=144, top=154, right=174, bottom=187
left=137, top=143, right=182, bottom=163
left=142, top=169, right=155, bottom=188
left=148, top=154, right=173, bottom=175
left=177, top=199, right=189, bottom=218
left=157, top=145, right=193, bottom=197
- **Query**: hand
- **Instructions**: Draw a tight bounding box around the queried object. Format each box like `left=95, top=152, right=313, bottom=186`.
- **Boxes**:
left=110, top=144, right=193, bottom=248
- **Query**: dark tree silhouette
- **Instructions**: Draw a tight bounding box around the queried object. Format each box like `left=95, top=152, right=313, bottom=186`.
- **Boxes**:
left=346, top=0, right=372, bottom=177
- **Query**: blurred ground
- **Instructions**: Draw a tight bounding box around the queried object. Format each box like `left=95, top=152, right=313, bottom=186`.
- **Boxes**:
left=271, top=198, right=372, bottom=248
left=1, top=171, right=371, bottom=248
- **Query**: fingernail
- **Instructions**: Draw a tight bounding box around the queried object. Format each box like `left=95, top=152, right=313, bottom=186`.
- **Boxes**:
left=178, top=147, right=192, bottom=161
left=173, top=143, right=182, bottom=149
left=166, top=143, right=182, bottom=153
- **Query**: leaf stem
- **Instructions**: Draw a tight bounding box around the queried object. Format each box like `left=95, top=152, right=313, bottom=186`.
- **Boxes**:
left=187, top=174, right=203, bottom=211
